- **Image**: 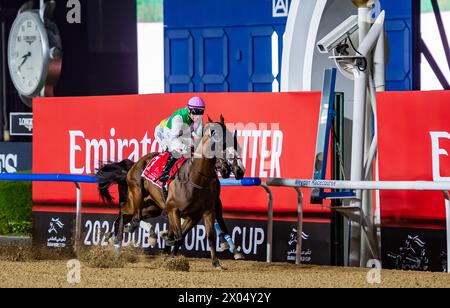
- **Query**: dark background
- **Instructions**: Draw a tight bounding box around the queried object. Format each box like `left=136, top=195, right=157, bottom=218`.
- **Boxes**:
left=0, top=0, right=138, bottom=142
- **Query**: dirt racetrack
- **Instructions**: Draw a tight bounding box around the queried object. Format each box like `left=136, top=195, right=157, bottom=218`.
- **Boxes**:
left=0, top=255, right=449, bottom=288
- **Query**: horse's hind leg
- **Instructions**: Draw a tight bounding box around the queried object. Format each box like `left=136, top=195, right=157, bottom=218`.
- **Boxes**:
left=107, top=201, right=125, bottom=243
left=114, top=212, right=132, bottom=251
left=105, top=216, right=119, bottom=244
left=115, top=177, right=143, bottom=250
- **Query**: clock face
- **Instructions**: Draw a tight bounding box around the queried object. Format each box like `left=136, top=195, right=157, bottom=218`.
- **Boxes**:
left=8, top=11, right=49, bottom=97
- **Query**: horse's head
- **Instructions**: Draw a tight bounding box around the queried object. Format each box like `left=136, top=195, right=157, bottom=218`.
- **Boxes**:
left=203, top=115, right=246, bottom=180
left=226, top=129, right=245, bottom=180
left=197, top=120, right=221, bottom=160
left=215, top=158, right=231, bottom=179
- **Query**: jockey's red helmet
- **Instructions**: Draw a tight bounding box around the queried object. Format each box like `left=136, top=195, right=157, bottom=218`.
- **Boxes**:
left=187, top=96, right=206, bottom=111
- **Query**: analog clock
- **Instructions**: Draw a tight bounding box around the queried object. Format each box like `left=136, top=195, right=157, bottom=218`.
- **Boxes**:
left=7, top=1, right=62, bottom=107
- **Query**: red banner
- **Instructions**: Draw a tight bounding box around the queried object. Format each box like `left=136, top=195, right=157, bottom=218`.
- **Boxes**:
left=377, top=90, right=450, bottom=228
left=33, top=92, right=329, bottom=220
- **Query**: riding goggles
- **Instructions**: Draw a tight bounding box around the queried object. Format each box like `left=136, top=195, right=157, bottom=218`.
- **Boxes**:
left=189, top=108, right=205, bottom=115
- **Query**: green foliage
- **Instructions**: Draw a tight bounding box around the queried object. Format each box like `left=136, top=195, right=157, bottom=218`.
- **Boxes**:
left=421, top=0, right=450, bottom=12
left=137, top=0, right=163, bottom=23
left=0, top=172, right=32, bottom=235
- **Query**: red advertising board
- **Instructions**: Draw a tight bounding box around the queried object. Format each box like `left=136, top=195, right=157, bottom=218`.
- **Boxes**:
left=33, top=92, right=330, bottom=220
left=377, top=90, right=450, bottom=228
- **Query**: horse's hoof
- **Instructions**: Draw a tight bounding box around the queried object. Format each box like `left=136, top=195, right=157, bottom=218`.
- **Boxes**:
left=165, top=237, right=182, bottom=247
left=166, top=240, right=183, bottom=247
left=108, top=236, right=115, bottom=246
left=104, top=232, right=113, bottom=242
left=165, top=239, right=174, bottom=247
left=127, top=220, right=141, bottom=234
left=149, top=235, right=157, bottom=248
left=213, top=263, right=225, bottom=270
left=212, top=259, right=223, bottom=270
left=140, top=221, right=152, bottom=232
left=234, top=252, right=245, bottom=260
left=159, top=230, right=169, bottom=240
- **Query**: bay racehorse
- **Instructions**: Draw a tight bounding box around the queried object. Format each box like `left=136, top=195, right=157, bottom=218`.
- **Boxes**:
left=96, top=116, right=244, bottom=268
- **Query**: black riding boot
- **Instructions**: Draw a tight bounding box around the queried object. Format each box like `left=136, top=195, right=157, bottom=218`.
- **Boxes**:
left=159, top=153, right=178, bottom=200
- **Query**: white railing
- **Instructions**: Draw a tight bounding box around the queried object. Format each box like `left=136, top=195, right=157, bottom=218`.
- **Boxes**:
left=266, top=178, right=450, bottom=273
left=0, top=173, right=99, bottom=252
left=218, top=178, right=274, bottom=262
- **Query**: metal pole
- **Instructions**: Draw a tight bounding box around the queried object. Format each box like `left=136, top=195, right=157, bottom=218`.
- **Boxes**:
left=421, top=38, right=450, bottom=89
left=350, top=70, right=366, bottom=266
left=431, top=0, right=450, bottom=71
left=349, top=10, right=385, bottom=267
left=364, top=76, right=378, bottom=179
left=349, top=5, right=372, bottom=268
left=295, top=187, right=303, bottom=265
left=75, top=182, right=82, bottom=253
left=444, top=191, right=450, bottom=274
left=1, top=21, right=7, bottom=141
left=332, top=93, right=345, bottom=266
left=351, top=5, right=369, bottom=181
left=350, top=72, right=367, bottom=184
left=261, top=183, right=273, bottom=263
left=373, top=24, right=386, bottom=91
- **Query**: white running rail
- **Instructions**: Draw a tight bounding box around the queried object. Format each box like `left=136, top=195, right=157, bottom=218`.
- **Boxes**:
left=266, top=178, right=450, bottom=273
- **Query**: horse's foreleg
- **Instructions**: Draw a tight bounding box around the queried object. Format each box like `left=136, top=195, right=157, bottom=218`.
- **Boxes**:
left=204, top=211, right=222, bottom=269
left=215, top=199, right=243, bottom=259
left=169, top=217, right=198, bottom=256
left=181, top=217, right=197, bottom=237
left=215, top=198, right=232, bottom=250
left=161, top=223, right=174, bottom=257
left=166, top=209, right=183, bottom=247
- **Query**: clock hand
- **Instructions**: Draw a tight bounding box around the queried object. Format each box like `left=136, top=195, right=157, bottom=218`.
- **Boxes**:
left=18, top=51, right=32, bottom=71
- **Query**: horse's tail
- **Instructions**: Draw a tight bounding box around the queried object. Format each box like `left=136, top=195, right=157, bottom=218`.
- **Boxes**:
left=95, top=159, right=135, bottom=204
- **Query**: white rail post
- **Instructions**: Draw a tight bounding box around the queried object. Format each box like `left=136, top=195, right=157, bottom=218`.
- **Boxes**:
left=349, top=0, right=370, bottom=268
left=74, top=182, right=82, bottom=253
left=295, top=187, right=303, bottom=265
left=444, top=191, right=450, bottom=274
left=261, top=183, right=274, bottom=263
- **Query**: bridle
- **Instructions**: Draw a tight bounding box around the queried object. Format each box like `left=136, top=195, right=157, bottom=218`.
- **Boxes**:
left=181, top=123, right=243, bottom=188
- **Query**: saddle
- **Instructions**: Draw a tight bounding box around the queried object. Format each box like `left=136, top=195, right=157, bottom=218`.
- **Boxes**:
left=141, top=152, right=187, bottom=199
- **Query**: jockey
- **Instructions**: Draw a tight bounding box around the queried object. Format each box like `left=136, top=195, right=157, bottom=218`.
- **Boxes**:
left=154, top=96, right=205, bottom=195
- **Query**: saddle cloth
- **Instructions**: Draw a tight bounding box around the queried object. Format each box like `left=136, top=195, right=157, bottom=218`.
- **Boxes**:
left=141, top=152, right=187, bottom=188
